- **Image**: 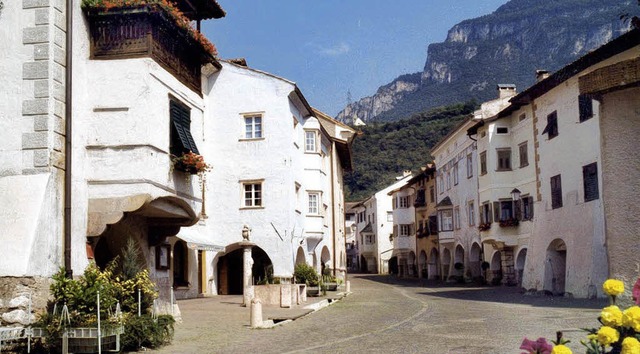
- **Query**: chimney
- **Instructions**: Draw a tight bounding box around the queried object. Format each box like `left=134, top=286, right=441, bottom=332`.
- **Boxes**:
left=536, top=70, right=550, bottom=82
left=497, top=84, right=516, bottom=99
left=229, top=58, right=248, bottom=67
left=403, top=170, right=412, bottom=177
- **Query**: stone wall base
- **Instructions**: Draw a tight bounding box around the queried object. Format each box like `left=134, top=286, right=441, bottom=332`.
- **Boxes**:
left=0, top=276, right=52, bottom=326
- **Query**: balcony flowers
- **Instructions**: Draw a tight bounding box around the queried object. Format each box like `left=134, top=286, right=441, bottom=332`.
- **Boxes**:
left=499, top=218, right=520, bottom=227
left=171, top=151, right=212, bottom=175
left=478, top=222, right=491, bottom=231
left=81, top=0, right=218, bottom=57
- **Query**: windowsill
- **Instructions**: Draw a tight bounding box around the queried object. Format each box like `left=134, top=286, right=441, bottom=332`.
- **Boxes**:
left=174, top=285, right=190, bottom=290
left=495, top=169, right=512, bottom=172
left=519, top=164, right=529, bottom=168
left=480, top=172, right=487, bottom=176
left=239, top=137, right=265, bottom=142
left=307, top=214, right=323, bottom=218
left=240, top=206, right=265, bottom=210
left=304, top=151, right=321, bottom=155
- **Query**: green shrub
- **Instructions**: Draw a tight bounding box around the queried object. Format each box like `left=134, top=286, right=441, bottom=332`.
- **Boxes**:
left=122, top=314, right=175, bottom=351
left=294, top=264, right=319, bottom=286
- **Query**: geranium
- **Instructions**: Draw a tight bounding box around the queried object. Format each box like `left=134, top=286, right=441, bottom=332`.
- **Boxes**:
left=601, top=305, right=624, bottom=327
left=551, top=344, right=572, bottom=354
left=622, top=337, right=640, bottom=354
left=597, top=326, right=620, bottom=347
left=603, top=279, right=625, bottom=296
left=171, top=151, right=212, bottom=175
left=623, top=306, right=640, bottom=331
left=520, top=337, right=553, bottom=354
left=633, top=278, right=640, bottom=305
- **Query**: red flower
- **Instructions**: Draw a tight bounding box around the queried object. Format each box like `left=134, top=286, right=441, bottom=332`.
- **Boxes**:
left=633, top=277, right=640, bottom=305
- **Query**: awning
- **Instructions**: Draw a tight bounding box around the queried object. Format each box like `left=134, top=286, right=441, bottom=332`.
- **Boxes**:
left=175, top=228, right=225, bottom=252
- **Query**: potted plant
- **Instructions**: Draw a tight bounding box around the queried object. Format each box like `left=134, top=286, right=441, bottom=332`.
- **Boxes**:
left=171, top=151, right=212, bottom=175
left=294, top=264, right=320, bottom=297
left=478, top=222, right=491, bottom=231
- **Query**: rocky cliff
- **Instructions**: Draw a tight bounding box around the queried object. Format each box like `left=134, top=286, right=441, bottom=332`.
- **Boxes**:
left=337, top=0, right=635, bottom=123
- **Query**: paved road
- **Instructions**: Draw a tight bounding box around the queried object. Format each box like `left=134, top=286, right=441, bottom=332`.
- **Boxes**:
left=154, top=274, right=605, bottom=353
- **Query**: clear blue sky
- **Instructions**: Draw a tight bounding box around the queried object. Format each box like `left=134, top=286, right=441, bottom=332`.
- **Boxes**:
left=203, top=1, right=508, bottom=117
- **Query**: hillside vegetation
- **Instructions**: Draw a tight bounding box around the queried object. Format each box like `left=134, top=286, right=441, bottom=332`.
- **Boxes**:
left=345, top=101, right=477, bottom=202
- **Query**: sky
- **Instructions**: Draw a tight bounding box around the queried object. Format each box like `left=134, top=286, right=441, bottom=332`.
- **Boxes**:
left=203, top=1, right=509, bottom=117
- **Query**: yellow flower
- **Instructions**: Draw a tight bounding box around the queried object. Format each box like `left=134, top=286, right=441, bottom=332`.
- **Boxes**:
left=587, top=334, right=597, bottom=341
left=597, top=326, right=620, bottom=346
left=623, top=306, right=640, bottom=331
left=551, top=344, right=573, bottom=354
left=601, top=305, right=624, bottom=326
left=603, top=279, right=625, bottom=296
left=622, top=337, right=640, bottom=354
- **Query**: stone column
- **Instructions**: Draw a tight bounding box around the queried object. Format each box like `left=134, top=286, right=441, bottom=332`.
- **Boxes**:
left=240, top=242, right=255, bottom=306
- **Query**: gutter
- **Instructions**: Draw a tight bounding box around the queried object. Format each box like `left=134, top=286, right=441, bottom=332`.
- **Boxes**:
left=64, top=0, right=73, bottom=277
left=330, top=141, right=337, bottom=277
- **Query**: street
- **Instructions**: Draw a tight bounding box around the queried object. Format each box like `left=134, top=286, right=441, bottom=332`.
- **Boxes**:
left=153, top=274, right=605, bottom=353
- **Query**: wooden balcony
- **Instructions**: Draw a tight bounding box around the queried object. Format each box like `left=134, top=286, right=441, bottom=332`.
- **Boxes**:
left=85, top=5, right=220, bottom=95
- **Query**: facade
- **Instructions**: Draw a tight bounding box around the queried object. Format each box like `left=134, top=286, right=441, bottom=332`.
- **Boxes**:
left=0, top=0, right=354, bottom=323
left=344, top=202, right=359, bottom=272
left=431, top=119, right=481, bottom=282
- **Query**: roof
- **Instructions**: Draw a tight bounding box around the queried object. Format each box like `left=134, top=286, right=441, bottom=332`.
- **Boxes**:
left=313, top=108, right=356, bottom=172
left=360, top=223, right=373, bottom=233
left=497, top=84, right=516, bottom=89
left=430, top=115, right=476, bottom=154
left=177, top=0, right=226, bottom=20
left=436, top=196, right=452, bottom=208
left=511, top=28, right=640, bottom=106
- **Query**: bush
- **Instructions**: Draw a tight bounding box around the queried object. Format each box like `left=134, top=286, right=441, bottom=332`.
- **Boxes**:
left=294, top=264, right=319, bottom=286
left=122, top=314, right=175, bottom=351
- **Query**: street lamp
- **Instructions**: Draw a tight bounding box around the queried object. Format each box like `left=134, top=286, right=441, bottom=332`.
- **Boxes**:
left=510, top=188, right=521, bottom=201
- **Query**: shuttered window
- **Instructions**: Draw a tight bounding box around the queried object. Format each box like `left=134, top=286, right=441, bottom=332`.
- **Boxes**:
left=170, top=100, right=199, bottom=155
left=583, top=162, right=599, bottom=202
left=551, top=174, right=563, bottom=209
left=542, top=111, right=558, bottom=139
left=579, top=95, right=593, bottom=122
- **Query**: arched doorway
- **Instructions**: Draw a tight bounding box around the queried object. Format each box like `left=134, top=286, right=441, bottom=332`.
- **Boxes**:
left=360, top=255, right=368, bottom=273
left=419, top=251, right=427, bottom=278
left=408, top=251, right=416, bottom=277
left=470, top=243, right=482, bottom=279
left=544, top=239, right=566, bottom=295
left=320, top=246, right=331, bottom=277
left=217, top=246, right=273, bottom=295
left=428, top=248, right=439, bottom=280
left=454, top=245, right=465, bottom=278
left=516, top=248, right=527, bottom=287
left=295, top=247, right=306, bottom=265
left=442, top=248, right=451, bottom=279
left=388, top=256, right=398, bottom=275
left=490, top=251, right=502, bottom=285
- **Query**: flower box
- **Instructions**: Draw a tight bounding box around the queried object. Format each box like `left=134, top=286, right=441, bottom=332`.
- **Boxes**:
left=171, top=151, right=211, bottom=175
left=499, top=218, right=519, bottom=227
left=83, top=3, right=219, bottom=94
left=478, top=223, right=491, bottom=231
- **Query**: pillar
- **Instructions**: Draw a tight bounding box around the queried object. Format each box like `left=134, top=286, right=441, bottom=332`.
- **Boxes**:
left=242, top=244, right=254, bottom=306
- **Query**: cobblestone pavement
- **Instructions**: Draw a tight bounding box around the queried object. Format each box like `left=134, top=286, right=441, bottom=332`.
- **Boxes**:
left=153, top=274, right=606, bottom=353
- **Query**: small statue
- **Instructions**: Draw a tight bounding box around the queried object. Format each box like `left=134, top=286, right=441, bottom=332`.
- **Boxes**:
left=242, top=225, right=251, bottom=241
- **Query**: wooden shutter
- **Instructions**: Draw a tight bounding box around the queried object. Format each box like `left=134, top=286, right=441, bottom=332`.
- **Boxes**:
left=493, top=202, right=500, bottom=222
left=515, top=199, right=522, bottom=221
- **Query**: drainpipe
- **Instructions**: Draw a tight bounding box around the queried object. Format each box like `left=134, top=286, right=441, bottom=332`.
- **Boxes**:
left=63, top=0, right=73, bottom=278
left=330, top=141, right=337, bottom=277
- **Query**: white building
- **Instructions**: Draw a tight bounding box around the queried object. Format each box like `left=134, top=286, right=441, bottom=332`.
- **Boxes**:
left=388, top=182, right=417, bottom=277
left=431, top=119, right=481, bottom=282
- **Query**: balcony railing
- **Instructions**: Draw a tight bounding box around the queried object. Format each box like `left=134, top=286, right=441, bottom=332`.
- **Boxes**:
left=85, top=5, right=217, bottom=95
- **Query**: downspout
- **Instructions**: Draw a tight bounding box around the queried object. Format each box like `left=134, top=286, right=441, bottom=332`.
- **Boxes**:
left=64, top=0, right=73, bottom=278
left=330, top=141, right=337, bottom=277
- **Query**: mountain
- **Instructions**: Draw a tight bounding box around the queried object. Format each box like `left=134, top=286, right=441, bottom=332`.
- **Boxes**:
left=337, top=0, right=635, bottom=123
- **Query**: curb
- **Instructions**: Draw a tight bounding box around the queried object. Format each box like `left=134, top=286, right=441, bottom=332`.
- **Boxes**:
left=255, top=291, right=351, bottom=329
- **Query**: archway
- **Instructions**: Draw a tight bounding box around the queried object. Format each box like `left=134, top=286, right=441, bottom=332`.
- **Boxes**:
left=544, top=239, right=566, bottom=295
left=295, top=247, right=306, bottom=265
left=419, top=251, right=427, bottom=278
left=428, top=248, right=439, bottom=280
left=173, top=241, right=188, bottom=287
left=490, top=251, right=502, bottom=285
left=454, top=244, right=465, bottom=277
left=389, top=256, right=398, bottom=275
left=408, top=251, right=416, bottom=277
left=515, top=248, right=527, bottom=287
left=217, top=246, right=273, bottom=295
left=360, top=255, right=368, bottom=273
left=469, top=243, right=482, bottom=279
left=320, top=246, right=331, bottom=277
left=442, top=248, right=451, bottom=279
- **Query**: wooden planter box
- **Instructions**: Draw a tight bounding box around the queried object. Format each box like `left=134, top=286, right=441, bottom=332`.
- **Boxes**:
left=84, top=5, right=217, bottom=95
left=30, top=326, right=124, bottom=353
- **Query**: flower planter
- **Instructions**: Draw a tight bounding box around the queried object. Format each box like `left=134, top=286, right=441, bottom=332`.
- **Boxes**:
left=30, top=326, right=124, bottom=353
left=306, top=286, right=320, bottom=297
left=173, top=160, right=199, bottom=174
left=325, top=282, right=338, bottom=291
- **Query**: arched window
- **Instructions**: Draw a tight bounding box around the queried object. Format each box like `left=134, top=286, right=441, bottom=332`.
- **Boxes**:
left=173, top=241, right=189, bottom=287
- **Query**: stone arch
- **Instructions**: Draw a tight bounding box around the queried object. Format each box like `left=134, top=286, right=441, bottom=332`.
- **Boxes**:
left=544, top=239, right=567, bottom=295
left=216, top=245, right=273, bottom=295
left=454, top=244, right=465, bottom=276
left=469, top=242, right=482, bottom=279
left=515, top=248, right=527, bottom=287
left=489, top=251, right=502, bottom=285
left=320, top=246, right=331, bottom=276
left=295, top=246, right=306, bottom=265
left=428, top=248, right=440, bottom=280
left=389, top=256, right=398, bottom=275
left=418, top=250, right=427, bottom=278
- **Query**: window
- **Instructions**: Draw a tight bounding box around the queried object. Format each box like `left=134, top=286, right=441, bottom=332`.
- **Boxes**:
left=387, top=211, right=393, bottom=222
left=496, top=127, right=509, bottom=134
left=454, top=206, right=460, bottom=230
left=480, top=202, right=492, bottom=224
left=242, top=181, right=263, bottom=207
left=446, top=172, right=451, bottom=190
left=415, top=189, right=426, bottom=207
left=466, top=154, right=473, bottom=178
left=551, top=174, right=563, bottom=209
left=173, top=241, right=188, bottom=287
left=305, top=131, right=317, bottom=152
left=494, top=200, right=514, bottom=221
left=428, top=215, right=438, bottom=235
left=308, top=193, right=320, bottom=214
left=244, top=115, right=262, bottom=139
left=439, top=209, right=453, bottom=231
left=429, top=186, right=435, bottom=202
left=521, top=196, right=534, bottom=220
left=365, top=235, right=375, bottom=244
left=496, top=148, right=512, bottom=171
left=579, top=95, right=593, bottom=122
left=438, top=175, right=444, bottom=194
left=518, top=113, right=526, bottom=122
left=398, top=196, right=409, bottom=208
left=480, top=151, right=487, bottom=175
left=543, top=111, right=558, bottom=139
left=468, top=201, right=475, bottom=226
left=399, top=224, right=411, bottom=236
left=170, top=100, right=199, bottom=155
left=583, top=162, right=599, bottom=202
left=295, top=183, right=301, bottom=212
left=519, top=142, right=529, bottom=168
left=453, top=163, right=459, bottom=185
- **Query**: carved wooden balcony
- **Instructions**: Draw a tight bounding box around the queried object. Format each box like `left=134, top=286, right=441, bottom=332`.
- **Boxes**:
left=84, top=5, right=219, bottom=95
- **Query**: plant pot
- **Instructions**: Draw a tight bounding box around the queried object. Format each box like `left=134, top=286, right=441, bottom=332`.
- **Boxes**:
left=306, top=286, right=320, bottom=297
left=325, top=282, right=338, bottom=291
